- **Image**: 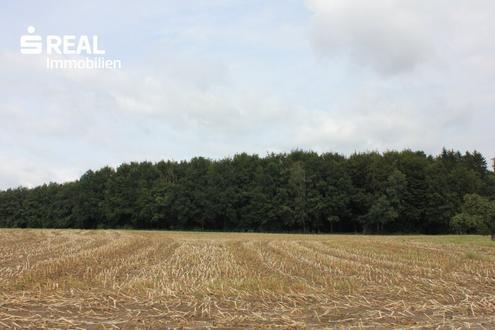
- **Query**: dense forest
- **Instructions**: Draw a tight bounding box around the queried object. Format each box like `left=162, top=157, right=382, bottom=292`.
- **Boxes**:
left=1, top=149, right=495, bottom=235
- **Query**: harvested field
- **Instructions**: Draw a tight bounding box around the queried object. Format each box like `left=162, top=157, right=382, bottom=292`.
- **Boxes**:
left=0, top=230, right=494, bottom=328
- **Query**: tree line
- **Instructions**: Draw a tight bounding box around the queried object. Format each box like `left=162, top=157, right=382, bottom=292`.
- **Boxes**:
left=1, top=149, right=494, bottom=236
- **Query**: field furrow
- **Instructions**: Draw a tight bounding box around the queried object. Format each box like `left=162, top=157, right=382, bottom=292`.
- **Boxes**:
left=0, top=230, right=494, bottom=328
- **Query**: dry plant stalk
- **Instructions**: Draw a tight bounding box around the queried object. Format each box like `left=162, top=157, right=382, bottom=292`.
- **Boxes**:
left=0, top=229, right=494, bottom=328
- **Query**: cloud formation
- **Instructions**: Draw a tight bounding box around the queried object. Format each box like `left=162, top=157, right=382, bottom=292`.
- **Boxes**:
left=306, top=0, right=495, bottom=76
left=0, top=1, right=494, bottom=188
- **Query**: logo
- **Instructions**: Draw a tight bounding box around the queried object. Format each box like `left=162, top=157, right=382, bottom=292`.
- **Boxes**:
left=20, top=26, right=122, bottom=70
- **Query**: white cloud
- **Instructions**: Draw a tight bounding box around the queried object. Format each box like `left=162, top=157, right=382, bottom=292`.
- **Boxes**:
left=307, top=0, right=434, bottom=75
left=306, top=0, right=495, bottom=76
left=303, top=0, right=495, bottom=156
left=1, top=1, right=495, bottom=188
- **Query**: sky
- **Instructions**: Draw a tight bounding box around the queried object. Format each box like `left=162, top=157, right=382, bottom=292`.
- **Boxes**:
left=0, top=0, right=494, bottom=189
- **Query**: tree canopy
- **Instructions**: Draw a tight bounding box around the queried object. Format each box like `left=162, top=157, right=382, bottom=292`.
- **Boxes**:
left=1, top=149, right=494, bottom=234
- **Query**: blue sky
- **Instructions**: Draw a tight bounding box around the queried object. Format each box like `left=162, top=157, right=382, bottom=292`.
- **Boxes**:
left=1, top=0, right=494, bottom=188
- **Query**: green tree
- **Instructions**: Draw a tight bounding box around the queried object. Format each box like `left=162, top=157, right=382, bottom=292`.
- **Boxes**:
left=1, top=148, right=493, bottom=235
left=288, top=161, right=307, bottom=232
left=450, top=194, right=495, bottom=236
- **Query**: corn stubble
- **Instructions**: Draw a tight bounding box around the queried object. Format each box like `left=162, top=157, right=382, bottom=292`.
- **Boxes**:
left=0, top=230, right=494, bottom=328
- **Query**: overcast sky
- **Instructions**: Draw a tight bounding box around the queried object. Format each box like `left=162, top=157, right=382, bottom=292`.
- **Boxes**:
left=1, top=0, right=494, bottom=189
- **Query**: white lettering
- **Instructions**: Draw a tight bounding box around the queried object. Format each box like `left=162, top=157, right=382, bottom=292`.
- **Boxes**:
left=46, top=35, right=62, bottom=55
